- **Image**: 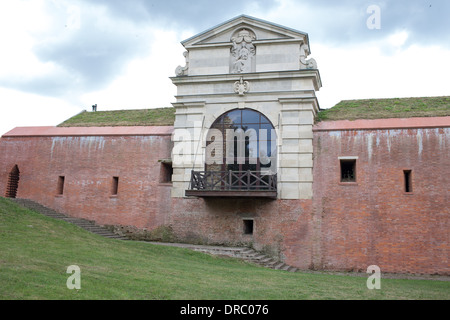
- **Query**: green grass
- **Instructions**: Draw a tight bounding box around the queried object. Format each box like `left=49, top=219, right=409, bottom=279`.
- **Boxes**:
left=0, top=197, right=448, bottom=300
left=58, top=107, right=176, bottom=127
left=57, top=97, right=450, bottom=127
left=317, top=96, right=450, bottom=122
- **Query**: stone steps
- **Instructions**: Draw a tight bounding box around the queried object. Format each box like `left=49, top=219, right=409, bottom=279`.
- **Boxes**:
left=11, top=198, right=129, bottom=240
left=10, top=198, right=298, bottom=272
left=147, top=242, right=298, bottom=272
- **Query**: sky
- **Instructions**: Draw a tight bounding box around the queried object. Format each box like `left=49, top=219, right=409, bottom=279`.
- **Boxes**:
left=1, top=0, right=449, bottom=135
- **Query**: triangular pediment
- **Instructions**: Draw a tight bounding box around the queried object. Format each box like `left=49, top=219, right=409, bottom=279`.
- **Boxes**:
left=182, top=15, right=309, bottom=48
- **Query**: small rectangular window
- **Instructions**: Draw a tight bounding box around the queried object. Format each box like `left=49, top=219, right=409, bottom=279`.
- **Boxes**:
left=243, top=219, right=254, bottom=235
left=404, top=170, right=412, bottom=193
left=340, top=159, right=356, bottom=182
left=57, top=176, right=65, bottom=195
left=111, top=177, right=119, bottom=195
left=160, top=162, right=173, bottom=184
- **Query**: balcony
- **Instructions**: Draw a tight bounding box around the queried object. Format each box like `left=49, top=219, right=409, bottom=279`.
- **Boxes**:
left=185, top=170, right=277, bottom=199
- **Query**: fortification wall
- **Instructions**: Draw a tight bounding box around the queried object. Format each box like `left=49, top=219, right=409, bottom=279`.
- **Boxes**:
left=312, top=118, right=450, bottom=275
left=169, top=197, right=314, bottom=267
left=0, top=127, right=173, bottom=231
left=1, top=118, right=448, bottom=274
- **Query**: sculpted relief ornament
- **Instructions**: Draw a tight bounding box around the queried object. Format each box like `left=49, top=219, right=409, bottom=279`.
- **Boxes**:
left=230, top=29, right=256, bottom=73
left=234, top=77, right=250, bottom=96
left=300, top=43, right=318, bottom=70
left=175, top=51, right=189, bottom=76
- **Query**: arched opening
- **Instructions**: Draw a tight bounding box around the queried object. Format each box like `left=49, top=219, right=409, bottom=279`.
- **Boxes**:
left=187, top=108, right=277, bottom=198
left=206, top=108, right=277, bottom=173
left=5, top=165, right=20, bottom=198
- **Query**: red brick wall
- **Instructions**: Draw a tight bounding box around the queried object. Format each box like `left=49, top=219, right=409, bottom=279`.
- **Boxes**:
left=0, top=134, right=172, bottom=230
left=312, top=127, right=450, bottom=275
left=0, top=133, right=315, bottom=266
left=1, top=123, right=448, bottom=275
left=169, top=197, right=313, bottom=267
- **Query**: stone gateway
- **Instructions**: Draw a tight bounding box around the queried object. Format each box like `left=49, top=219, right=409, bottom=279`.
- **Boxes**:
left=1, top=15, right=449, bottom=275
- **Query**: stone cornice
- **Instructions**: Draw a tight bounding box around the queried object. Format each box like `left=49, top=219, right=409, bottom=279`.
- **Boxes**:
left=171, top=69, right=322, bottom=90
left=181, top=14, right=309, bottom=49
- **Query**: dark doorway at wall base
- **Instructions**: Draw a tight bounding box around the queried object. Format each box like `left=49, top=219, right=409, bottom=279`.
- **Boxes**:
left=5, top=165, right=20, bottom=198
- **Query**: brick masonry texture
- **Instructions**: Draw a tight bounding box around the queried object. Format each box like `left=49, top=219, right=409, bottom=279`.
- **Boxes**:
left=0, top=134, right=173, bottom=230
left=1, top=123, right=449, bottom=275
left=312, top=127, right=449, bottom=275
left=169, top=197, right=313, bottom=267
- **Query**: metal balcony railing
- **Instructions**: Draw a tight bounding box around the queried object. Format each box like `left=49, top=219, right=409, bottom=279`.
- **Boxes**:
left=188, top=170, right=277, bottom=192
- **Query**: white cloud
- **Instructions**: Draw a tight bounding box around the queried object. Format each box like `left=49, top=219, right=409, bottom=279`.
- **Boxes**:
left=80, top=29, right=187, bottom=111
left=0, top=0, right=55, bottom=81
left=1, top=0, right=449, bottom=136
left=0, top=87, right=81, bottom=134
left=315, top=40, right=450, bottom=109
left=388, top=31, right=409, bottom=47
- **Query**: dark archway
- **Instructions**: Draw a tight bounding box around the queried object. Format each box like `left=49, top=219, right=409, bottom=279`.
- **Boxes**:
left=187, top=108, right=278, bottom=195
left=187, top=109, right=278, bottom=197
left=205, top=108, right=277, bottom=173
left=5, top=165, right=20, bottom=198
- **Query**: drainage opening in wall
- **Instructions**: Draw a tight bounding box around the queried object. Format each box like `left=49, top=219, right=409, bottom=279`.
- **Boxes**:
left=243, top=219, right=254, bottom=235
left=404, top=170, right=412, bottom=193
left=111, top=176, right=119, bottom=195
left=57, top=176, right=65, bottom=195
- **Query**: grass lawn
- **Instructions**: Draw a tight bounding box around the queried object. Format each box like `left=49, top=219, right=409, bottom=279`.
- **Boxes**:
left=58, top=107, right=176, bottom=127
left=317, top=96, right=450, bottom=121
left=0, top=197, right=448, bottom=300
left=56, top=97, right=450, bottom=128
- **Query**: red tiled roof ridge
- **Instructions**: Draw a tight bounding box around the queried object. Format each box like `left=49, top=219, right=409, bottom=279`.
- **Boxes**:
left=313, top=116, right=450, bottom=131
left=2, top=126, right=175, bottom=137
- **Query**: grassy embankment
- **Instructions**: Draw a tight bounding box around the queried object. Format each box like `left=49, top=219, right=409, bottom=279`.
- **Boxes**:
left=0, top=197, right=448, bottom=300
left=58, top=107, right=176, bottom=127
left=317, top=96, right=450, bottom=122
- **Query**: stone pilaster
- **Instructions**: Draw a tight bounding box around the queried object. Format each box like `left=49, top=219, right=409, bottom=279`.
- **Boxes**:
left=171, top=102, right=205, bottom=198
left=278, top=98, right=319, bottom=199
